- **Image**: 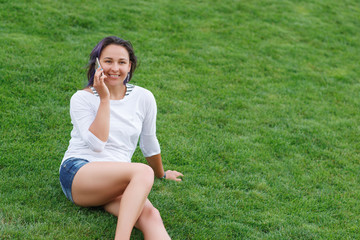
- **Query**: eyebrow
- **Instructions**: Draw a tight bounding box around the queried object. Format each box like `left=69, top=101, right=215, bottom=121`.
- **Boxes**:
left=103, top=57, right=129, bottom=60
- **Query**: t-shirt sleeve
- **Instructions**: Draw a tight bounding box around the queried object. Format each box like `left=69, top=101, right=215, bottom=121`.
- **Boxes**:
left=139, top=91, right=161, bottom=157
left=69, top=92, right=107, bottom=152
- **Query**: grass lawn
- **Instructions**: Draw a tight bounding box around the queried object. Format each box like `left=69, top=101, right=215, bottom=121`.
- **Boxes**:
left=1, top=0, right=359, bottom=239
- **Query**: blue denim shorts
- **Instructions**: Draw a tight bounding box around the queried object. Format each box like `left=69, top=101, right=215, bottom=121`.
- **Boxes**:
left=59, top=157, right=89, bottom=203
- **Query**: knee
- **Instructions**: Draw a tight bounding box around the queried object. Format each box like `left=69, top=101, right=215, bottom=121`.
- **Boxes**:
left=134, top=164, right=154, bottom=187
left=141, top=205, right=163, bottom=224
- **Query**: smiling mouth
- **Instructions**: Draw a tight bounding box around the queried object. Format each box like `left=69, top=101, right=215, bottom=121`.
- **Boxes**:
left=109, top=74, right=120, bottom=78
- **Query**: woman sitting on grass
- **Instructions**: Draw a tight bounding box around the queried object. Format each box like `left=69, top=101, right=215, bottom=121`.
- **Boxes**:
left=59, top=36, right=183, bottom=240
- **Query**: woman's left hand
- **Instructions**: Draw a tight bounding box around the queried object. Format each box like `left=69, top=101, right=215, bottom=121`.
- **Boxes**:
left=165, top=170, right=184, bottom=182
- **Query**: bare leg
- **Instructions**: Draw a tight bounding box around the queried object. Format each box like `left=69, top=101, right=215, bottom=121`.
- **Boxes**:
left=104, top=198, right=171, bottom=240
left=71, top=162, right=154, bottom=240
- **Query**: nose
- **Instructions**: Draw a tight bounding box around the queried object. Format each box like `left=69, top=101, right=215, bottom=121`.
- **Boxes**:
left=110, top=62, right=121, bottom=72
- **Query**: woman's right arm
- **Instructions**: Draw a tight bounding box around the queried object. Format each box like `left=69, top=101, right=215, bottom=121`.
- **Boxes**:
left=69, top=68, right=110, bottom=152
left=88, top=67, right=110, bottom=142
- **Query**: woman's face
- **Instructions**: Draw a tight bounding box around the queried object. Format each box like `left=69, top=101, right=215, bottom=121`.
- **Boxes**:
left=99, top=44, right=132, bottom=86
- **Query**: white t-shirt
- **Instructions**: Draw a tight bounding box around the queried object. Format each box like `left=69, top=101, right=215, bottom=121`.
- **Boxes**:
left=61, top=85, right=160, bottom=165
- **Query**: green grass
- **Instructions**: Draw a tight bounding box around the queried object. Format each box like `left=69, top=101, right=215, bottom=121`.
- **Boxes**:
left=1, top=0, right=360, bottom=239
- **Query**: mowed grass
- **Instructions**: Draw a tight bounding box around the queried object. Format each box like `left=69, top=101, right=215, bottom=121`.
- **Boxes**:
left=1, top=0, right=360, bottom=239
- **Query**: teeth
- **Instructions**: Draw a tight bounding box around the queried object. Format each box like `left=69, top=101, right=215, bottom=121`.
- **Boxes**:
left=110, top=75, right=119, bottom=77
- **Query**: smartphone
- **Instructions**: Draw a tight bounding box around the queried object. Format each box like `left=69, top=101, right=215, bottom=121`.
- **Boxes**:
left=95, top=57, right=102, bottom=70
left=95, top=57, right=104, bottom=77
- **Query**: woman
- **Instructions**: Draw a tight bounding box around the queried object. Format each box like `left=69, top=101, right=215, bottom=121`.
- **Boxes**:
left=59, top=36, right=183, bottom=240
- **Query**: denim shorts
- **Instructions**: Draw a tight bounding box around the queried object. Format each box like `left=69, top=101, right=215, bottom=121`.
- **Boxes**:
left=59, top=157, right=89, bottom=203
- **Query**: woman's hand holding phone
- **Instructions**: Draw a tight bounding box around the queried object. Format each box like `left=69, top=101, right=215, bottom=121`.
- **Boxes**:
left=89, top=58, right=111, bottom=142
left=94, top=58, right=110, bottom=100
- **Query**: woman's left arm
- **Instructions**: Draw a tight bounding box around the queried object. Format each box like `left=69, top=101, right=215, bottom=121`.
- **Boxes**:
left=146, top=154, right=184, bottom=182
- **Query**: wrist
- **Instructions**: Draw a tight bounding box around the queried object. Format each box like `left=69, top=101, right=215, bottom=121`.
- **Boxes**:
left=161, top=171, right=166, bottom=180
left=100, top=97, right=110, bottom=104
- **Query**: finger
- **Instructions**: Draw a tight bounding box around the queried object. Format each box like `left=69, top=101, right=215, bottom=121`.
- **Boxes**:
left=174, top=171, right=184, bottom=177
left=168, top=170, right=183, bottom=175
left=97, top=72, right=106, bottom=85
left=100, top=68, right=105, bottom=76
left=100, top=72, right=107, bottom=81
left=94, top=69, right=101, bottom=84
left=94, top=67, right=100, bottom=76
left=173, top=173, right=183, bottom=180
left=167, top=174, right=177, bottom=181
left=94, top=68, right=103, bottom=78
